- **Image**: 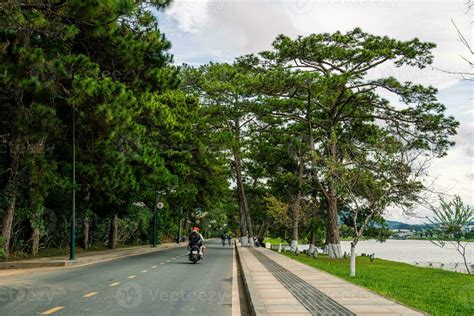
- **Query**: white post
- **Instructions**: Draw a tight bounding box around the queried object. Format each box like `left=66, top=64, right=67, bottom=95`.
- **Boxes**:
left=248, top=236, right=255, bottom=247
left=290, top=240, right=298, bottom=252
left=350, top=243, right=356, bottom=277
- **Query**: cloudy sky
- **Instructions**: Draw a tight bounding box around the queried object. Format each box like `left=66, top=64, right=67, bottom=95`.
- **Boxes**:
left=154, top=0, right=473, bottom=223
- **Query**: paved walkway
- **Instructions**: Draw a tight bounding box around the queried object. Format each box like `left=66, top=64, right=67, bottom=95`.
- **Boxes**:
left=238, top=246, right=423, bottom=316
left=0, top=242, right=184, bottom=270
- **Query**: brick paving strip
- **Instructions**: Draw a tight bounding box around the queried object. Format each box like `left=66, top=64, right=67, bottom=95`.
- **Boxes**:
left=249, top=248, right=355, bottom=316
left=252, top=247, right=424, bottom=316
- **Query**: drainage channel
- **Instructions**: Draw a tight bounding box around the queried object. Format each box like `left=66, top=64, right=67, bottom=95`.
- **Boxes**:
left=249, top=248, right=355, bottom=316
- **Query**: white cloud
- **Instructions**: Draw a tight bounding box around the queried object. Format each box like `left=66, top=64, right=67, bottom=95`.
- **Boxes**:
left=160, top=0, right=472, bottom=87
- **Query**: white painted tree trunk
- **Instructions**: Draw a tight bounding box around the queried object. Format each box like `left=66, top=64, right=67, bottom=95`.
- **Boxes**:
left=290, top=240, right=298, bottom=252
left=278, top=244, right=282, bottom=252
left=308, top=244, right=315, bottom=256
left=327, top=243, right=342, bottom=259
left=248, top=236, right=255, bottom=247
left=350, top=243, right=356, bottom=277
left=240, top=237, right=248, bottom=246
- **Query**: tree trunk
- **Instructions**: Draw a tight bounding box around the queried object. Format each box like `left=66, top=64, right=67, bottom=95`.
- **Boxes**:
left=1, top=137, right=21, bottom=258
left=1, top=196, right=16, bottom=258
left=83, top=218, right=89, bottom=250
left=327, top=128, right=342, bottom=258
left=28, top=140, right=48, bottom=257
left=327, top=192, right=342, bottom=258
left=237, top=184, right=248, bottom=246
left=109, top=214, right=118, bottom=249
left=291, top=157, right=304, bottom=252
left=257, top=221, right=267, bottom=240
left=31, top=226, right=40, bottom=257
left=306, top=105, right=341, bottom=257
left=308, top=230, right=316, bottom=256
left=234, top=151, right=254, bottom=246
left=350, top=242, right=357, bottom=277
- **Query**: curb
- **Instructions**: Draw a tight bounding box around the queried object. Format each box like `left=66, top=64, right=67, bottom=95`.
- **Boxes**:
left=235, top=244, right=267, bottom=316
left=0, top=243, right=185, bottom=270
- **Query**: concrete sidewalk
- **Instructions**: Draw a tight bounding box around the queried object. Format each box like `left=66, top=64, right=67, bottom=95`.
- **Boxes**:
left=237, top=246, right=424, bottom=316
left=0, top=242, right=185, bottom=270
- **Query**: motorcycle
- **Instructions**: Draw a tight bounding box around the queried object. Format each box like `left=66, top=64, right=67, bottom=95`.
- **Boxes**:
left=188, top=245, right=202, bottom=264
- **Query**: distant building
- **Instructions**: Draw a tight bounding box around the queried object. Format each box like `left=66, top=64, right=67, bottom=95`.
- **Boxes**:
left=391, top=229, right=415, bottom=239
left=463, top=224, right=474, bottom=233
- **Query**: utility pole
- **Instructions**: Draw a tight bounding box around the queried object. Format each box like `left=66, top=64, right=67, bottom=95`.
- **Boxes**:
left=70, top=107, right=76, bottom=260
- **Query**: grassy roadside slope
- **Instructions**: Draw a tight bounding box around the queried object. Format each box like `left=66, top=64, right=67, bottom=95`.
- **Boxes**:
left=281, top=252, right=473, bottom=316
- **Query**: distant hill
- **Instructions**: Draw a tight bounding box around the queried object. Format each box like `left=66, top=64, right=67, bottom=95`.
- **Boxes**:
left=386, top=220, right=474, bottom=231
left=386, top=220, right=429, bottom=231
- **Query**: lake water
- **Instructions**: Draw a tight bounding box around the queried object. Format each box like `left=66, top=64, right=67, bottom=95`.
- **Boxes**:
left=287, top=240, right=474, bottom=272
left=340, top=240, right=474, bottom=264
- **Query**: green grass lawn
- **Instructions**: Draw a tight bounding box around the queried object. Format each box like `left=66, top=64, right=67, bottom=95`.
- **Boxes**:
left=281, top=252, right=473, bottom=316
left=263, top=237, right=290, bottom=245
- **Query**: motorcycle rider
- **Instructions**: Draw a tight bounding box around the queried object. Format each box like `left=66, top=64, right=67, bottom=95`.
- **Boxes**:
left=226, top=233, right=232, bottom=246
left=188, top=228, right=204, bottom=255
left=221, top=232, right=227, bottom=246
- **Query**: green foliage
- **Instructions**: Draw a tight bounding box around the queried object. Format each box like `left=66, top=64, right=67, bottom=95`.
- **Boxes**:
left=0, top=4, right=460, bottom=263
left=426, top=195, right=473, bottom=274
left=427, top=195, right=473, bottom=240
left=0, top=0, right=231, bottom=257
left=263, top=195, right=290, bottom=228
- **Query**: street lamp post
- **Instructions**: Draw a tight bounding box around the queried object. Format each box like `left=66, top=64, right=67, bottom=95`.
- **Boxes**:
left=152, top=196, right=164, bottom=247
left=70, top=107, right=76, bottom=260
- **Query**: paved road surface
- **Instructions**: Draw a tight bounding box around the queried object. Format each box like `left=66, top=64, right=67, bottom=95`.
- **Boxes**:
left=0, top=240, right=233, bottom=315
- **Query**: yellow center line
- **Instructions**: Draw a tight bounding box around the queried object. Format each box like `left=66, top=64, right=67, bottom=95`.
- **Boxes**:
left=83, top=292, right=98, bottom=298
left=41, top=306, right=64, bottom=315
left=128, top=275, right=136, bottom=279
left=109, top=282, right=120, bottom=287
left=141, top=270, right=148, bottom=273
left=151, top=265, right=157, bottom=268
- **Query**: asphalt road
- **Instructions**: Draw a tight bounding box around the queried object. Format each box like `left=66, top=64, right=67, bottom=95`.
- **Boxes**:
left=0, top=240, right=233, bottom=316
